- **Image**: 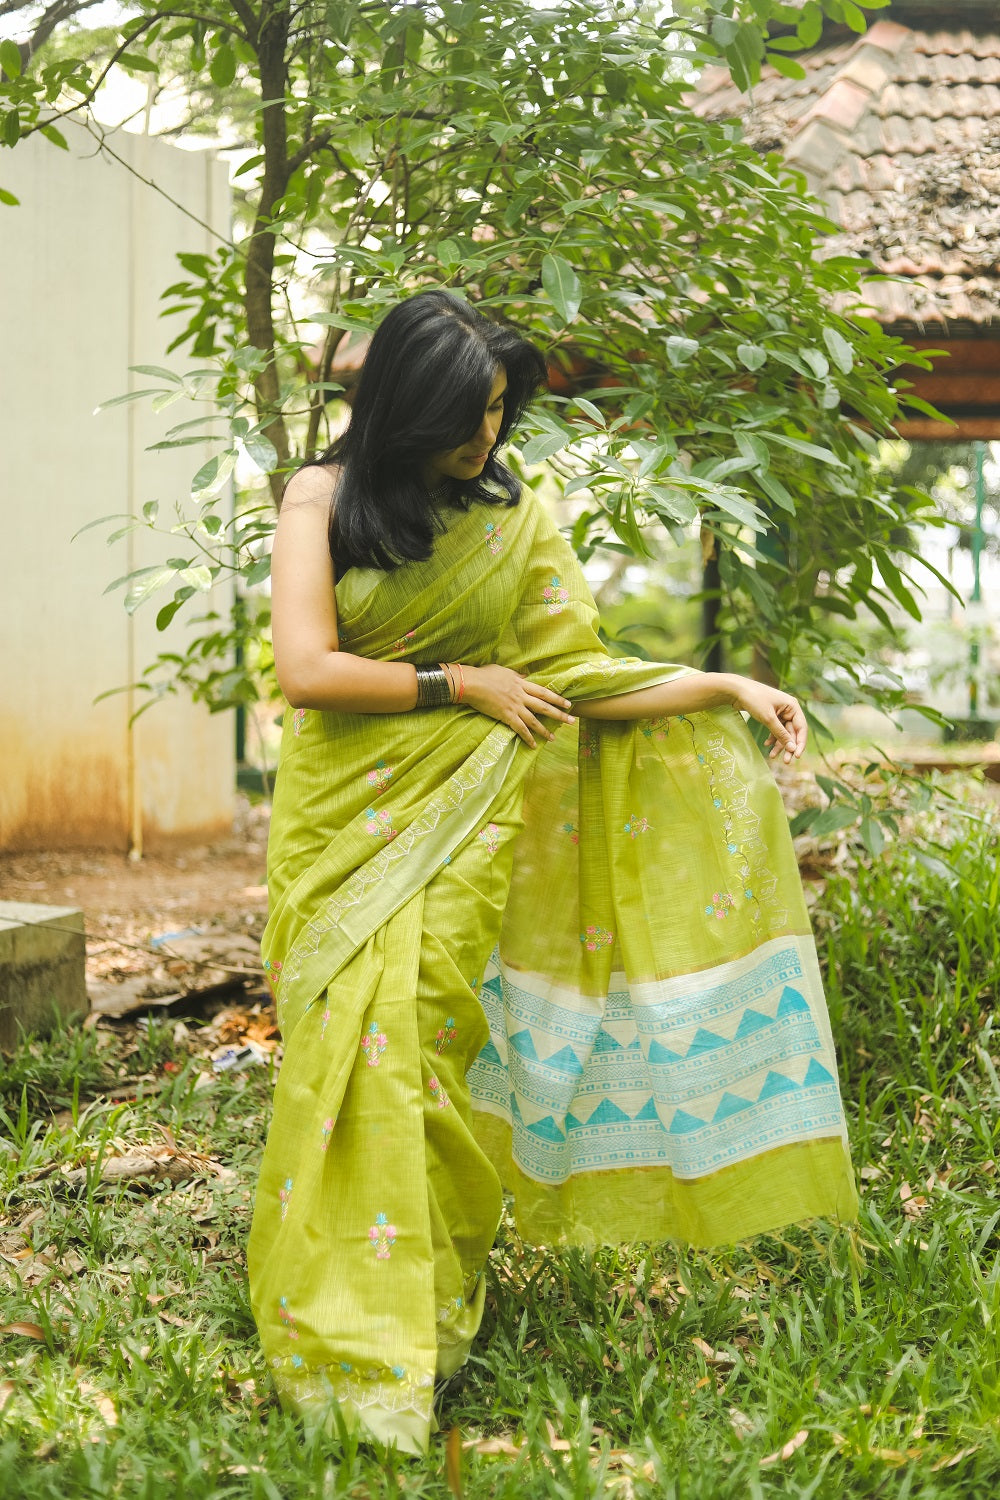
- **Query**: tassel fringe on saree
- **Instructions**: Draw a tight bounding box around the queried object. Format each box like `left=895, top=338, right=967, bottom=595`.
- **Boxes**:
left=248, top=489, right=857, bottom=1452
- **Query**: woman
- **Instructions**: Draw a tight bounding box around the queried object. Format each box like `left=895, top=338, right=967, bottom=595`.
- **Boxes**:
left=248, top=290, right=857, bottom=1453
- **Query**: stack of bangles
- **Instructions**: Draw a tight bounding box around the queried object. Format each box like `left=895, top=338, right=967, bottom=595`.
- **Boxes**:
left=414, top=662, right=466, bottom=708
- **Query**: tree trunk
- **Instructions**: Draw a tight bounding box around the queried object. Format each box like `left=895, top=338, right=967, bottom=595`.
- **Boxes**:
left=244, top=0, right=292, bottom=510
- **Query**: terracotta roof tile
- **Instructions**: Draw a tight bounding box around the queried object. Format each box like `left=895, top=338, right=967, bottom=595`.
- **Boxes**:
left=694, top=11, right=1000, bottom=327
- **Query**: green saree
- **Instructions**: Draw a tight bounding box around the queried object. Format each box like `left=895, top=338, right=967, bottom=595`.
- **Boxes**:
left=248, top=488, right=857, bottom=1452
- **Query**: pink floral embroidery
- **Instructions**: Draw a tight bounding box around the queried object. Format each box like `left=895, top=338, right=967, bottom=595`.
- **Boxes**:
left=321, top=1117, right=335, bottom=1150
left=640, top=717, right=670, bottom=742
left=369, top=1212, right=396, bottom=1259
left=320, top=1002, right=331, bottom=1039
left=366, top=760, right=394, bottom=795
left=427, top=1076, right=450, bottom=1110
left=263, top=957, right=282, bottom=997
left=279, top=1177, right=293, bottom=1221
left=435, top=1016, right=458, bottom=1054
left=477, top=822, right=500, bottom=855
left=542, top=575, right=569, bottom=615
left=624, top=815, right=651, bottom=838
left=292, top=707, right=307, bottom=737
left=705, top=892, right=736, bottom=920
left=562, top=822, right=580, bottom=844
left=581, top=925, right=613, bottom=951
left=361, top=1021, right=388, bottom=1066
left=279, top=1297, right=298, bottom=1338
left=390, top=630, right=416, bottom=655
left=579, top=725, right=599, bottom=759
left=485, top=522, right=504, bottom=555
left=364, top=806, right=396, bottom=841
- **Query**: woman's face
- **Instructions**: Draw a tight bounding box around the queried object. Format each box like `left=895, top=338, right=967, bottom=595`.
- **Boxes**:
left=423, top=368, right=507, bottom=486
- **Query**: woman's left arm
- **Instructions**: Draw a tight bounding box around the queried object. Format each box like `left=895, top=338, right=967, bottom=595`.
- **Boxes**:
left=574, top=672, right=807, bottom=764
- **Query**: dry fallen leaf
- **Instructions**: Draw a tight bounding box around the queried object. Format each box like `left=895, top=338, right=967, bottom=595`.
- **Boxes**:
left=0, top=1321, right=45, bottom=1341
left=0, top=1381, right=14, bottom=1411
left=445, top=1425, right=464, bottom=1498
left=931, top=1446, right=981, bottom=1472
left=463, top=1437, right=521, bottom=1457
left=760, top=1428, right=809, bottom=1466
left=691, top=1336, right=734, bottom=1368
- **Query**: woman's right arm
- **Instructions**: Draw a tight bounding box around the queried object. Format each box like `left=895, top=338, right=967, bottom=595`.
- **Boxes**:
left=271, top=467, right=574, bottom=738
left=270, top=467, right=420, bottom=712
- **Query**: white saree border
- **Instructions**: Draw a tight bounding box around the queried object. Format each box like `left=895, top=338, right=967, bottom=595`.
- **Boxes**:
left=272, top=726, right=521, bottom=1027
left=468, top=934, right=848, bottom=1184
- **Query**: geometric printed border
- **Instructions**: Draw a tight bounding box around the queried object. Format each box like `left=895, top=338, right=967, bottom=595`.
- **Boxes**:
left=468, top=936, right=848, bottom=1183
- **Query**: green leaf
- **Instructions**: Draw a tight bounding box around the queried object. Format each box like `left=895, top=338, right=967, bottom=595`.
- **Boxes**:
left=95, top=389, right=161, bottom=412
left=801, top=348, right=829, bottom=380
left=768, top=433, right=846, bottom=467
left=131, top=364, right=182, bottom=384
left=756, top=472, right=795, bottom=515
left=666, top=336, right=698, bottom=368
left=1, top=40, right=22, bottom=78
left=521, top=431, right=570, bottom=465
left=209, top=44, right=237, bottom=88
left=156, top=599, right=184, bottom=631
left=541, top=253, right=582, bottom=324
left=242, top=556, right=272, bottom=586
left=737, top=344, right=767, bottom=372
left=124, top=567, right=178, bottom=614
left=2, top=110, right=19, bottom=148
left=0, top=187, right=20, bottom=206
left=878, top=555, right=923, bottom=621
left=766, top=52, right=807, bottom=81
left=710, top=16, right=739, bottom=47
left=810, top=805, right=859, bottom=838
left=71, top=512, right=130, bottom=542
left=859, top=815, right=885, bottom=857
left=119, top=52, right=159, bottom=73
left=797, top=2, right=823, bottom=47
left=244, top=431, right=278, bottom=474
left=822, top=326, right=854, bottom=374
left=142, top=500, right=159, bottom=523
left=191, top=450, right=237, bottom=497
left=841, top=1, right=868, bottom=34
left=735, top=431, right=770, bottom=473
left=40, top=123, right=69, bottom=150
left=179, top=565, right=213, bottom=591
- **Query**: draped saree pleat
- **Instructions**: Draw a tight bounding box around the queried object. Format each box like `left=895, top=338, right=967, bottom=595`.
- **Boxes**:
left=248, top=488, right=858, bottom=1452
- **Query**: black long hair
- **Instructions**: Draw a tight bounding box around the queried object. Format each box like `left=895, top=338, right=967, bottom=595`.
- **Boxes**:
left=313, top=290, right=547, bottom=574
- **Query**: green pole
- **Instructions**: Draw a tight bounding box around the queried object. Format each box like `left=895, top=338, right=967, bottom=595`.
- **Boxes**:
left=969, top=441, right=986, bottom=717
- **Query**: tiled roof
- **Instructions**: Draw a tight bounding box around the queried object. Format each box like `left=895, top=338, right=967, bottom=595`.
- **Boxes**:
left=694, top=12, right=1000, bottom=331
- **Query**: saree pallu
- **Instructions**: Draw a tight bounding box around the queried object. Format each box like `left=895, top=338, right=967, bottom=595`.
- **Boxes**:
left=248, top=488, right=857, bottom=1452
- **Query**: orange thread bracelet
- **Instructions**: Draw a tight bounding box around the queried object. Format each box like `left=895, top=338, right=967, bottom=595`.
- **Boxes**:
left=456, top=663, right=466, bottom=702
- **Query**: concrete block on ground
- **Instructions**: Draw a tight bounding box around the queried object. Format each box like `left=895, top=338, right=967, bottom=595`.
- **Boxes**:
left=0, top=901, right=88, bottom=1053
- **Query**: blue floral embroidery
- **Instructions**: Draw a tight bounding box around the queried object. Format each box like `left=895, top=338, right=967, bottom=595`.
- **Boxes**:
left=485, top=522, right=504, bottom=555
left=428, top=1075, right=450, bottom=1109
left=623, top=814, right=651, bottom=838
left=279, top=1177, right=293, bottom=1220
left=366, top=760, right=394, bottom=795
left=542, top=575, right=569, bottom=614
left=581, top=925, right=613, bottom=951
left=279, top=1297, right=298, bottom=1338
left=705, top=891, right=736, bottom=920
left=436, top=1017, right=458, bottom=1054
left=369, top=1212, right=396, bottom=1259
left=361, top=1021, right=388, bottom=1066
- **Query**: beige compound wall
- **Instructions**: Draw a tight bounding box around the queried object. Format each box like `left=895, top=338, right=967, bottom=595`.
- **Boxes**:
left=0, top=128, right=234, bottom=851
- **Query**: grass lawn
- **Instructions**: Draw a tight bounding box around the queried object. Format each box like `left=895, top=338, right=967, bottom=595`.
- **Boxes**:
left=2, top=797, right=1000, bottom=1498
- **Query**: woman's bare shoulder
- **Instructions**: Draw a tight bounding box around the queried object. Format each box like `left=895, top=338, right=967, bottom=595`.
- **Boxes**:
left=281, top=463, right=341, bottom=511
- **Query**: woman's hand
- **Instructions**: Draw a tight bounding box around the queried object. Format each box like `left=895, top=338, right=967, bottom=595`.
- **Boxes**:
left=730, top=679, right=807, bottom=763
left=463, top=665, right=575, bottom=748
